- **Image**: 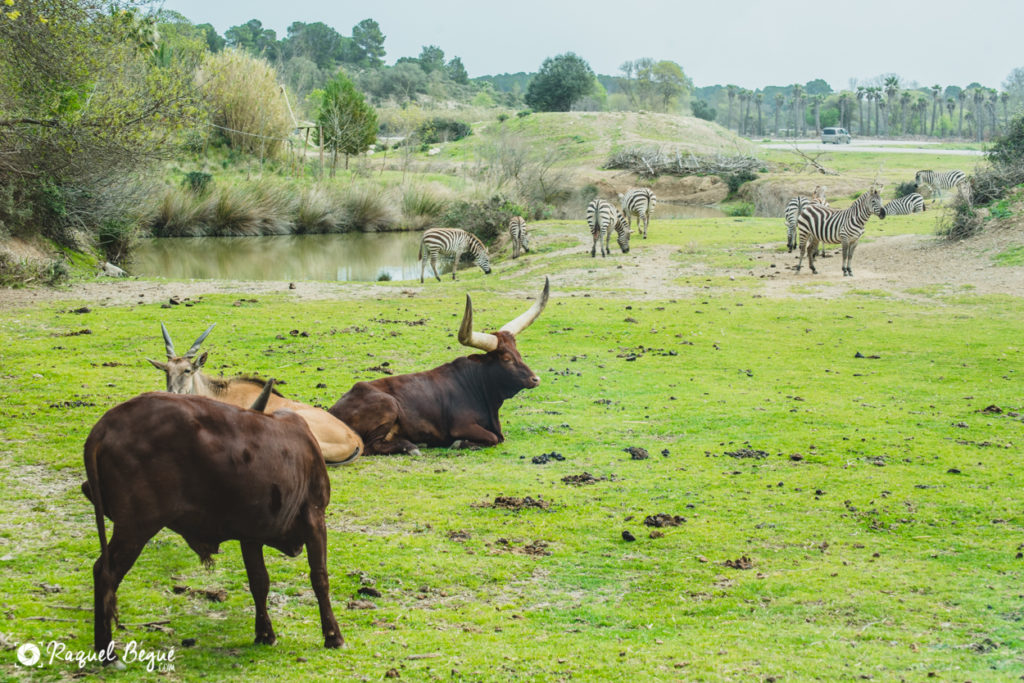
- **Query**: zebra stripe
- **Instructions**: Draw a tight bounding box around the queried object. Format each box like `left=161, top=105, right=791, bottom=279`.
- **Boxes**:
left=419, top=228, right=492, bottom=282
left=914, top=169, right=968, bottom=197
left=784, top=186, right=828, bottom=253
left=883, top=193, right=925, bottom=215
left=619, top=188, right=656, bottom=239
left=795, top=188, right=886, bottom=277
left=586, top=199, right=630, bottom=257
left=508, top=216, right=529, bottom=259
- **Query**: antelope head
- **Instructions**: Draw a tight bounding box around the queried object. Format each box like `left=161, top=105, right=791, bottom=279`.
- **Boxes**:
left=147, top=323, right=215, bottom=394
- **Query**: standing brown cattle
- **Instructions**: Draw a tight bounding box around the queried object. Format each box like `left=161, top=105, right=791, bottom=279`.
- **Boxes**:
left=148, top=324, right=363, bottom=464
left=82, top=391, right=343, bottom=659
left=330, top=278, right=549, bottom=455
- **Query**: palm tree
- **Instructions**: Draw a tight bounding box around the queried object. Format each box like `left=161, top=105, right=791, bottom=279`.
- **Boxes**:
left=885, top=76, right=900, bottom=133
left=774, top=92, right=784, bottom=136
left=973, top=88, right=985, bottom=141
left=988, top=89, right=999, bottom=137
left=755, top=92, right=764, bottom=136
left=916, top=98, right=929, bottom=135
left=946, top=98, right=956, bottom=130
left=811, top=94, right=823, bottom=136
left=871, top=87, right=882, bottom=136
left=838, top=92, right=850, bottom=130
left=900, top=91, right=912, bottom=134
left=855, top=86, right=866, bottom=135
left=726, top=85, right=737, bottom=131
left=957, top=89, right=967, bottom=138
left=930, top=85, right=942, bottom=136
left=791, top=84, right=804, bottom=138
left=1001, top=91, right=1010, bottom=132
left=878, top=100, right=887, bottom=137
left=738, top=89, right=749, bottom=135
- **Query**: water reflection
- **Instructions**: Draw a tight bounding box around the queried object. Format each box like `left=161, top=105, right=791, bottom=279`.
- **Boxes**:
left=133, top=232, right=432, bottom=282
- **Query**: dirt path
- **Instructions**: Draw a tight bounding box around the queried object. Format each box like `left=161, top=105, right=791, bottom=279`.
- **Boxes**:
left=2, top=227, right=1021, bottom=309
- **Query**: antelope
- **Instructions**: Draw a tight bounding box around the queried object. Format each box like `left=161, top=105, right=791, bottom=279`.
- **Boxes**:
left=147, top=324, right=363, bottom=464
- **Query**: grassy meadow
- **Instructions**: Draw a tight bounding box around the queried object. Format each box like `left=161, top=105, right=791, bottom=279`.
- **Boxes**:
left=2, top=202, right=1024, bottom=681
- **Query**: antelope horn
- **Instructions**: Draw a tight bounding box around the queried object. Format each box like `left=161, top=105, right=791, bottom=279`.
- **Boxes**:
left=458, top=295, right=499, bottom=352
left=500, top=276, right=550, bottom=337
left=249, top=378, right=275, bottom=413
left=185, top=323, right=216, bottom=359
left=160, top=322, right=176, bottom=360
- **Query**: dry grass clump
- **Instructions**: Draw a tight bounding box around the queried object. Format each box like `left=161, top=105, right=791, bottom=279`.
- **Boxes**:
left=341, top=185, right=397, bottom=232
left=400, top=185, right=450, bottom=230
left=295, top=185, right=345, bottom=234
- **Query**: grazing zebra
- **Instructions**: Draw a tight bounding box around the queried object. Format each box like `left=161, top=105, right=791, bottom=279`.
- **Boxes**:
left=619, top=188, right=656, bottom=239
left=883, top=193, right=926, bottom=215
left=586, top=199, right=630, bottom=257
left=915, top=169, right=968, bottom=198
left=508, top=216, right=529, bottom=258
left=784, top=185, right=829, bottom=253
left=795, top=187, right=886, bottom=277
left=419, top=228, right=492, bottom=282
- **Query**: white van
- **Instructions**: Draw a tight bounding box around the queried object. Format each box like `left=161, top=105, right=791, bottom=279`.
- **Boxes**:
left=821, top=127, right=851, bottom=144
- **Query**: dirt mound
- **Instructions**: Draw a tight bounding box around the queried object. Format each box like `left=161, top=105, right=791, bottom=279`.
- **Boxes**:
left=590, top=172, right=728, bottom=205
left=477, top=496, right=551, bottom=511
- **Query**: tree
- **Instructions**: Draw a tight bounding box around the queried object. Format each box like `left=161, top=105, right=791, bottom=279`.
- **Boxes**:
left=754, top=92, right=764, bottom=136
left=805, top=78, right=832, bottom=96
left=930, top=85, right=942, bottom=136
left=791, top=84, right=804, bottom=137
left=317, top=71, right=377, bottom=174
left=418, top=45, right=445, bottom=74
left=0, top=0, right=199, bottom=250
left=524, top=53, right=594, bottom=112
left=774, top=92, right=784, bottom=135
left=1003, top=67, right=1024, bottom=108
left=726, top=85, right=737, bottom=131
left=283, top=21, right=343, bottom=69
left=900, top=91, right=911, bottom=134
left=691, top=99, right=716, bottom=121
left=856, top=86, right=866, bottom=135
left=651, top=60, right=690, bottom=112
left=195, top=23, right=225, bottom=52
left=811, top=94, right=823, bottom=135
left=446, top=56, right=469, bottom=85
left=973, top=88, right=986, bottom=141
left=958, top=89, right=967, bottom=137
left=738, top=90, right=750, bottom=135
left=380, top=62, right=427, bottom=102
left=351, top=18, right=385, bottom=67
left=224, top=19, right=279, bottom=60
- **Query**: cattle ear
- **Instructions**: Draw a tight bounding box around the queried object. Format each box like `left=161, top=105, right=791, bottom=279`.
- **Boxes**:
left=147, top=358, right=168, bottom=371
left=194, top=352, right=208, bottom=369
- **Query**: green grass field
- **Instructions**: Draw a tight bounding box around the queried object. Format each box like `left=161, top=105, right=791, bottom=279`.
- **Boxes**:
left=2, top=210, right=1023, bottom=681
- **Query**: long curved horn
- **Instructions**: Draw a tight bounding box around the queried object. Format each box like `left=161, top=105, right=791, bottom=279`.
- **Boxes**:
left=185, top=323, right=216, bottom=359
left=458, top=294, right=499, bottom=352
left=160, top=322, right=176, bottom=359
left=499, top=277, right=550, bottom=337
left=249, top=378, right=275, bottom=412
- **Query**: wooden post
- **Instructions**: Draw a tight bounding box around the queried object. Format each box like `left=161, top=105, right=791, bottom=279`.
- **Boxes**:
left=304, top=127, right=311, bottom=178
left=318, top=126, right=325, bottom=179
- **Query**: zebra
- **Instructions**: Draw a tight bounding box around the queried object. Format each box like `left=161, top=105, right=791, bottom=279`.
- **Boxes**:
left=784, top=185, right=829, bottom=253
left=508, top=216, right=529, bottom=258
left=915, top=169, right=968, bottom=199
left=619, top=188, right=656, bottom=239
left=586, top=199, right=630, bottom=257
left=883, top=193, right=926, bottom=215
left=419, top=228, right=492, bottom=282
left=795, top=187, right=886, bottom=277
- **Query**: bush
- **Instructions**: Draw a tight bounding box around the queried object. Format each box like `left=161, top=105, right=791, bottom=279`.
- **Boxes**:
left=937, top=196, right=984, bottom=241
left=401, top=186, right=449, bottom=230
left=516, top=110, right=531, bottom=118
left=893, top=181, right=917, bottom=198
left=497, top=113, right=509, bottom=123
left=723, top=170, right=758, bottom=196
left=295, top=185, right=344, bottom=234
left=182, top=172, right=213, bottom=195
left=198, top=49, right=293, bottom=158
left=723, top=202, right=755, bottom=217
left=441, top=195, right=523, bottom=244
left=988, top=113, right=1024, bottom=168
left=416, top=118, right=472, bottom=144
left=340, top=185, right=397, bottom=232
left=692, top=99, right=716, bottom=122
left=97, top=219, right=139, bottom=265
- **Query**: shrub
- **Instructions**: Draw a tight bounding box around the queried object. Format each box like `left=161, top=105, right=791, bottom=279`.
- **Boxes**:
left=416, top=118, right=471, bottom=144
left=401, top=186, right=449, bottom=230
left=97, top=219, right=139, bottom=265
left=182, top=172, right=213, bottom=195
left=893, top=181, right=917, bottom=198
left=692, top=99, right=716, bottom=122
left=441, top=195, right=522, bottom=245
left=723, top=202, right=755, bottom=217
left=516, top=110, right=531, bottom=118
left=937, top=196, right=984, bottom=241
left=150, top=187, right=208, bottom=237
left=497, top=113, right=509, bottom=123
left=723, top=170, right=758, bottom=196
left=376, top=271, right=392, bottom=281
left=295, top=185, right=344, bottom=234
left=198, top=49, right=293, bottom=158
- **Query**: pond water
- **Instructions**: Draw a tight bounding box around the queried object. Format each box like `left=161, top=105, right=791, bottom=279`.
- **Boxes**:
left=132, top=232, right=428, bottom=282
left=132, top=205, right=728, bottom=281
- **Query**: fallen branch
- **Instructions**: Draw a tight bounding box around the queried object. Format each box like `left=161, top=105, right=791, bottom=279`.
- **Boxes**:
left=789, top=145, right=838, bottom=176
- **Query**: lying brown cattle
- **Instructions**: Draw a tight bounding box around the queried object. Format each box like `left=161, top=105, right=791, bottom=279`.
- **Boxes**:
left=148, top=324, right=363, bottom=464
left=82, top=390, right=343, bottom=658
left=330, top=278, right=549, bottom=455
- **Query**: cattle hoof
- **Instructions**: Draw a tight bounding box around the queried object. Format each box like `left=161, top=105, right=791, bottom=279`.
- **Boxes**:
left=254, top=633, right=276, bottom=646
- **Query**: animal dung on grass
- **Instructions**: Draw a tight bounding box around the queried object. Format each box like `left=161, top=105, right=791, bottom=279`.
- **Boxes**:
left=643, top=514, right=686, bottom=528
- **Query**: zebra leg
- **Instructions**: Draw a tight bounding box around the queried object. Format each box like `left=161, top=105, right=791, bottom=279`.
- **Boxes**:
left=451, top=248, right=461, bottom=280
left=807, top=238, right=819, bottom=274
left=795, top=236, right=805, bottom=273
left=430, top=252, right=442, bottom=282
left=840, top=241, right=850, bottom=276
left=846, top=240, right=859, bottom=276
left=643, top=213, right=649, bottom=239
left=591, top=233, right=597, bottom=257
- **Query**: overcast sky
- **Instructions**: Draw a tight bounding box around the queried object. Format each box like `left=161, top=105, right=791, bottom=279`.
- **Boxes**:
left=158, top=0, right=1023, bottom=90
